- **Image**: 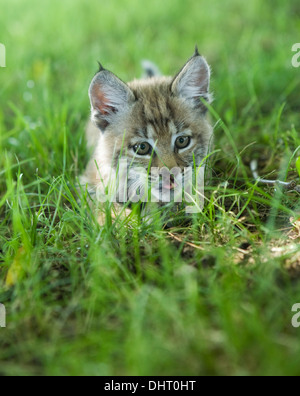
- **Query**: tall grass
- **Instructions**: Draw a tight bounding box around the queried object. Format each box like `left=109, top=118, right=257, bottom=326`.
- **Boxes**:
left=0, top=0, right=300, bottom=376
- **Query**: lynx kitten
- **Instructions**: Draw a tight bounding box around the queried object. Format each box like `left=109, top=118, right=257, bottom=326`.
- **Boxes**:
left=81, top=48, right=213, bottom=223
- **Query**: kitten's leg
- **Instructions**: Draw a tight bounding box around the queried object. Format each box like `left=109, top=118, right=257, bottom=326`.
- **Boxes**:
left=85, top=120, right=101, bottom=150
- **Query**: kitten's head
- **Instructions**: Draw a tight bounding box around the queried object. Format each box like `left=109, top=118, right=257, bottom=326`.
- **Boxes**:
left=89, top=49, right=213, bottom=204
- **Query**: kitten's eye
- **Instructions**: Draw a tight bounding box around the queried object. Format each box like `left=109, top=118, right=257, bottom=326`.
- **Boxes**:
left=133, top=142, right=152, bottom=156
left=175, top=136, right=191, bottom=149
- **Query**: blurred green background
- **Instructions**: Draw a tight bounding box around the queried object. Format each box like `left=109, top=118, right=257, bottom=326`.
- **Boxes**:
left=0, top=0, right=300, bottom=376
left=1, top=0, right=299, bottom=179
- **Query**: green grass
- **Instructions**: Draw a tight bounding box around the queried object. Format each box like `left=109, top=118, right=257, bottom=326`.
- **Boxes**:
left=1, top=0, right=300, bottom=376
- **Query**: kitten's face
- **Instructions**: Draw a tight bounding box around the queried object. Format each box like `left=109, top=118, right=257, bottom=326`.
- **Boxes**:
left=88, top=51, right=213, bottom=204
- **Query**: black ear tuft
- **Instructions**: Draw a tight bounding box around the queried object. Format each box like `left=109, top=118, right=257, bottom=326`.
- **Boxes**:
left=194, top=45, right=200, bottom=57
left=97, top=62, right=105, bottom=73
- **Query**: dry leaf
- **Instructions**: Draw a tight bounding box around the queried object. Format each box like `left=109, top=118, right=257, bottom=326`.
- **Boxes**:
left=6, top=247, right=28, bottom=288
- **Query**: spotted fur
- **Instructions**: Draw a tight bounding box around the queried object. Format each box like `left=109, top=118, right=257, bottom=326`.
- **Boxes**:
left=81, top=50, right=213, bottom=217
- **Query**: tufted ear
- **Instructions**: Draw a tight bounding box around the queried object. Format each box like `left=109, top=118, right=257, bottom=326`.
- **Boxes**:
left=89, top=66, right=136, bottom=131
left=171, top=49, right=212, bottom=112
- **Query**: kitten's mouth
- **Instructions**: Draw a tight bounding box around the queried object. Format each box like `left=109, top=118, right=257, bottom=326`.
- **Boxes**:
left=162, top=179, right=178, bottom=191
left=125, top=169, right=185, bottom=204
left=159, top=175, right=179, bottom=192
